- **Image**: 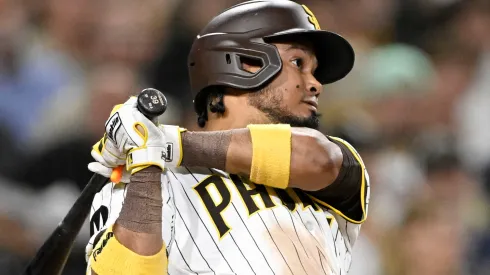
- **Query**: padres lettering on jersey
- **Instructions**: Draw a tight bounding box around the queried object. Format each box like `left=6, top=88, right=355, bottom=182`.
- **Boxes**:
left=193, top=174, right=322, bottom=239
left=86, top=141, right=370, bottom=275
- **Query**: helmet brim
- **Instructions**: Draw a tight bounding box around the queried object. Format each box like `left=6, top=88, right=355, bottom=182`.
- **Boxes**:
left=264, top=29, right=355, bottom=84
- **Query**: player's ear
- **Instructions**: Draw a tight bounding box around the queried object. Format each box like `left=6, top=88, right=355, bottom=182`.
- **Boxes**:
left=209, top=95, right=222, bottom=108
left=206, top=87, right=226, bottom=115
left=239, top=56, right=263, bottom=74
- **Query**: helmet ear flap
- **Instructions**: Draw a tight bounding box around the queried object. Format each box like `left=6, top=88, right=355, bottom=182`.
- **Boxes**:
left=190, top=35, right=282, bottom=85
left=189, top=34, right=283, bottom=115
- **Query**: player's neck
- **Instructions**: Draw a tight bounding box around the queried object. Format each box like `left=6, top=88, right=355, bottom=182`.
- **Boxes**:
left=203, top=112, right=269, bottom=131
left=203, top=119, right=249, bottom=131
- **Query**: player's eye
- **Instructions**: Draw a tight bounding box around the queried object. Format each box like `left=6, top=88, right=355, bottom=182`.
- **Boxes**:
left=291, top=58, right=303, bottom=68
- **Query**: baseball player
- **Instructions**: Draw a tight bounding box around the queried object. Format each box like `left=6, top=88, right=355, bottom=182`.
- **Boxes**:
left=85, top=1, right=370, bottom=274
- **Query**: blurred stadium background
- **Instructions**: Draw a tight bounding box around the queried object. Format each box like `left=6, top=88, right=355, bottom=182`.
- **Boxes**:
left=0, top=0, right=489, bottom=274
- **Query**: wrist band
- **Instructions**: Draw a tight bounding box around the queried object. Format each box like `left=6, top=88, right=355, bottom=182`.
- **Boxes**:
left=90, top=224, right=167, bottom=275
left=247, top=124, right=291, bottom=189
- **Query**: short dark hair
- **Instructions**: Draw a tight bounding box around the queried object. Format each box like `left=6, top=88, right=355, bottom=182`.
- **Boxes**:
left=197, top=86, right=226, bottom=128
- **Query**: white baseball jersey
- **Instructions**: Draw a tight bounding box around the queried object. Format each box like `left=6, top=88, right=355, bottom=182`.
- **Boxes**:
left=86, top=138, right=370, bottom=275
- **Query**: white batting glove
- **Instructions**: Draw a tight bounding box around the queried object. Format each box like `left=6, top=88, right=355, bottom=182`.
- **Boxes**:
left=89, top=125, right=185, bottom=181
left=90, top=98, right=136, bottom=169
left=103, top=96, right=167, bottom=173
left=87, top=162, right=131, bottom=183
left=90, top=134, right=129, bottom=183
left=157, top=124, right=186, bottom=168
left=91, top=134, right=125, bottom=168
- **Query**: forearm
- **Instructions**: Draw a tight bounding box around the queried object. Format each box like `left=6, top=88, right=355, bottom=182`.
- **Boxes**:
left=181, top=127, right=342, bottom=190
left=180, top=129, right=248, bottom=173
left=91, top=166, right=164, bottom=275
left=113, top=166, right=163, bottom=254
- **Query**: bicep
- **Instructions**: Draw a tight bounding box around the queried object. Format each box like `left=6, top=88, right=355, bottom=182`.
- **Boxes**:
left=307, top=137, right=370, bottom=224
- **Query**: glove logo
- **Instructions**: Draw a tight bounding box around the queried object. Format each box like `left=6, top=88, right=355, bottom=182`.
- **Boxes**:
left=128, top=153, right=133, bottom=165
left=163, top=143, right=173, bottom=162
left=105, top=113, right=122, bottom=145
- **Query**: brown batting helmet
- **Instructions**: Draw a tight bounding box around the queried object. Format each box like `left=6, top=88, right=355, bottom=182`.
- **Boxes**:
left=188, top=0, right=355, bottom=114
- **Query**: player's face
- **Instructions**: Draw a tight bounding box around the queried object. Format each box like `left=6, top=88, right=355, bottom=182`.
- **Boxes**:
left=247, top=42, right=323, bottom=129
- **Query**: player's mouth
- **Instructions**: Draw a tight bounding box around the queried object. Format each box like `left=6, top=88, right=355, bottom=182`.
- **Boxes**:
left=302, top=100, right=318, bottom=112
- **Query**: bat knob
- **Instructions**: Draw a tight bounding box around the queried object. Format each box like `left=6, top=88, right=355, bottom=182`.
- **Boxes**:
left=137, top=88, right=167, bottom=119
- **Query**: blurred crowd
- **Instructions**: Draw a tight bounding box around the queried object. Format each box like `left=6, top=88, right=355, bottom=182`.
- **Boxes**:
left=0, top=0, right=489, bottom=274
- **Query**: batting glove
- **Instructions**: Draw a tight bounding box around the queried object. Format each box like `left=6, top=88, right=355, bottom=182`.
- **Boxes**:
left=91, top=135, right=123, bottom=166
left=156, top=124, right=186, bottom=168
left=90, top=103, right=128, bottom=169
left=87, top=162, right=131, bottom=183
left=102, top=96, right=167, bottom=173
left=89, top=132, right=130, bottom=183
left=89, top=124, right=185, bottom=182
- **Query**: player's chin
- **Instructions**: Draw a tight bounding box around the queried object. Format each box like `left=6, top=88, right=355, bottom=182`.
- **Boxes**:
left=286, top=112, right=321, bottom=129
left=295, top=106, right=318, bottom=118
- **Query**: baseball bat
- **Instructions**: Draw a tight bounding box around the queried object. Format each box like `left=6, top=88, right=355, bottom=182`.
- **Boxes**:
left=22, top=88, right=167, bottom=275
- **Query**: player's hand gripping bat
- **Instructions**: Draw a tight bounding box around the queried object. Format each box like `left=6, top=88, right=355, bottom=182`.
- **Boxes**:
left=22, top=88, right=167, bottom=275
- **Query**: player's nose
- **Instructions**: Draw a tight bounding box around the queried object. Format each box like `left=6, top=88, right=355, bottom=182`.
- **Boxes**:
left=306, top=75, right=323, bottom=97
